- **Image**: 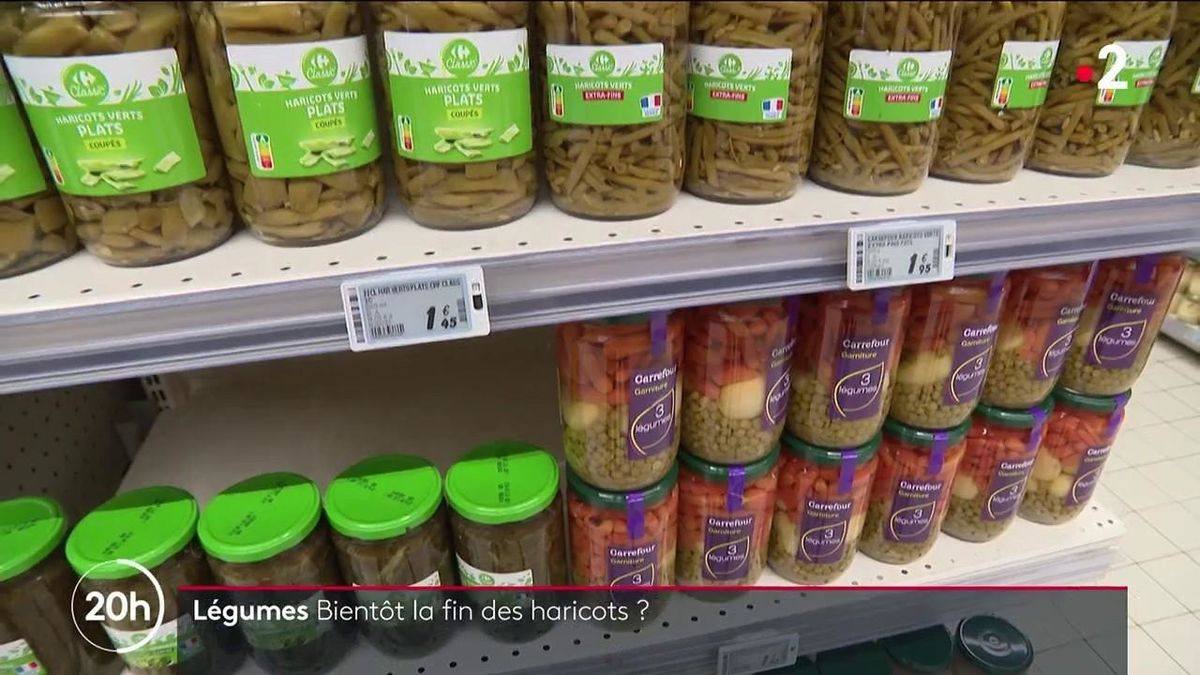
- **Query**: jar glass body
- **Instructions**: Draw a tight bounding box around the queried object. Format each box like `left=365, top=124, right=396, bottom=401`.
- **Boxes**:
left=676, top=462, right=777, bottom=586
left=1021, top=402, right=1121, bottom=524
left=1128, top=2, right=1200, bottom=168
left=567, top=485, right=678, bottom=587
left=943, top=417, right=1041, bottom=542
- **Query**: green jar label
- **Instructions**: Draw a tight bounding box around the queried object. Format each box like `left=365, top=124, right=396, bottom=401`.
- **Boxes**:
left=101, top=614, right=202, bottom=669
left=4, top=50, right=205, bottom=197
left=0, top=72, right=47, bottom=201
left=843, top=49, right=952, bottom=123
left=227, top=36, right=381, bottom=178
left=384, top=29, right=531, bottom=163
left=0, top=638, right=47, bottom=674
left=991, top=40, right=1059, bottom=110
left=547, top=43, right=664, bottom=125
left=687, top=44, right=791, bottom=123
left=1097, top=40, right=1169, bottom=107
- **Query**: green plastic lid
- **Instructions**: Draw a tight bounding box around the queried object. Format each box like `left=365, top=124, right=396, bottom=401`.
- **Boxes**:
left=1053, top=387, right=1131, bottom=414
left=956, top=616, right=1034, bottom=674
left=781, top=432, right=881, bottom=466
left=975, top=397, right=1054, bottom=429
left=445, top=441, right=560, bottom=525
left=817, top=641, right=892, bottom=675
left=679, top=443, right=780, bottom=482
left=198, top=472, right=321, bottom=564
left=0, top=497, right=67, bottom=582
left=762, top=656, right=817, bottom=675
left=324, top=454, right=442, bottom=541
left=883, top=416, right=971, bottom=448
left=66, top=486, right=198, bottom=580
left=882, top=625, right=953, bottom=672
left=567, top=463, right=677, bottom=510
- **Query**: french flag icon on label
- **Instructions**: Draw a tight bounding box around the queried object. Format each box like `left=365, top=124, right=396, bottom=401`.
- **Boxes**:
left=640, top=93, right=662, bottom=117
left=16, top=661, right=42, bottom=673
left=761, top=97, right=785, bottom=120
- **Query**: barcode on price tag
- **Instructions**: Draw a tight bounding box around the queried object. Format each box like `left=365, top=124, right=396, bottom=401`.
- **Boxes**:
left=717, top=634, right=800, bottom=675
left=847, top=219, right=956, bottom=290
left=341, top=265, right=490, bottom=351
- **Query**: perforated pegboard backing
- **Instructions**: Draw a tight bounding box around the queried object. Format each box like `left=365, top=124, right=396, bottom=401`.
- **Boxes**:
left=0, top=381, right=133, bottom=520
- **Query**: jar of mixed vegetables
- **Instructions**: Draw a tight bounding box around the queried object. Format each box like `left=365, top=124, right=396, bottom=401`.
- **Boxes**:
left=787, top=288, right=911, bottom=447
left=676, top=446, right=779, bottom=586
left=860, top=418, right=969, bottom=565
left=943, top=399, right=1051, bottom=543
left=558, top=312, right=684, bottom=491
left=768, top=432, right=879, bottom=585
left=952, top=616, right=1033, bottom=675
left=682, top=299, right=798, bottom=465
left=1060, top=254, right=1186, bottom=396
left=982, top=263, right=1094, bottom=408
left=1021, top=388, right=1128, bottom=525
left=891, top=274, right=1009, bottom=429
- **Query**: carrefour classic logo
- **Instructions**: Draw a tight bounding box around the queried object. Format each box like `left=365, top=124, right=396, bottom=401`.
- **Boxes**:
left=718, top=53, right=742, bottom=78
left=589, top=50, right=616, bottom=77
left=897, top=57, right=920, bottom=81
left=302, top=47, right=338, bottom=86
left=442, top=39, right=480, bottom=77
left=63, top=63, right=108, bottom=104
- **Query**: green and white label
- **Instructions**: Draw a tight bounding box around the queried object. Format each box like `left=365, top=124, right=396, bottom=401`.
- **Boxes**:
left=227, top=36, right=380, bottom=178
left=0, top=638, right=46, bottom=675
left=687, top=44, right=791, bottom=123
left=547, top=43, right=664, bottom=125
left=1097, top=40, right=1169, bottom=107
left=241, top=592, right=331, bottom=651
left=4, top=49, right=204, bottom=197
left=843, top=49, right=952, bottom=123
left=991, top=40, right=1058, bottom=109
left=0, top=72, right=47, bottom=201
left=102, top=615, right=195, bottom=669
left=385, top=29, right=531, bottom=163
left=456, top=554, right=532, bottom=586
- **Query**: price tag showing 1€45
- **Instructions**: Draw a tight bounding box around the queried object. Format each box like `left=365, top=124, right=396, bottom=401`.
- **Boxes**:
left=847, top=219, right=956, bottom=290
left=341, top=265, right=490, bottom=351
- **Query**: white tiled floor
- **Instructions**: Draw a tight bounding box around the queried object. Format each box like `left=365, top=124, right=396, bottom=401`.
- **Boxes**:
left=1100, top=337, right=1200, bottom=674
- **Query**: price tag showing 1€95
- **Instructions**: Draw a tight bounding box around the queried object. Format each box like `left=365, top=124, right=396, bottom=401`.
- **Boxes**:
left=341, top=265, right=490, bottom=351
left=847, top=219, right=956, bottom=290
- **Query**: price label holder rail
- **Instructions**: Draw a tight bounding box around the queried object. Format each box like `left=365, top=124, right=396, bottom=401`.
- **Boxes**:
left=341, top=265, right=490, bottom=352
left=847, top=218, right=957, bottom=290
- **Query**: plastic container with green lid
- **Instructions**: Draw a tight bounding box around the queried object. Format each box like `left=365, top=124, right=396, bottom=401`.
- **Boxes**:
left=817, top=641, right=893, bottom=675
left=883, top=625, right=953, bottom=674
left=67, top=486, right=222, bottom=675
left=325, top=454, right=455, bottom=657
left=952, top=616, right=1033, bottom=675
left=199, top=472, right=354, bottom=674
left=769, top=434, right=881, bottom=584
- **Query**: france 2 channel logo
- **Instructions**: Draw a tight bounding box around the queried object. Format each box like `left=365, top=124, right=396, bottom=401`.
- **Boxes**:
left=639, top=93, right=662, bottom=118
left=761, top=97, right=785, bottom=120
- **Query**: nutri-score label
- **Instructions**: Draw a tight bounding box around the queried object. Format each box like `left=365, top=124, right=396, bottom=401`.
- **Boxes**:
left=102, top=614, right=205, bottom=669
left=547, top=43, right=664, bottom=125
left=944, top=321, right=999, bottom=406
left=608, top=542, right=659, bottom=586
left=5, top=50, right=204, bottom=197
left=990, top=40, right=1058, bottom=109
left=1097, top=40, right=1169, bottom=107
left=843, top=49, right=952, bottom=123
left=0, top=638, right=45, bottom=674
left=983, top=456, right=1036, bottom=521
left=797, top=496, right=854, bottom=564
left=886, top=478, right=944, bottom=543
left=226, top=37, right=380, bottom=178
left=385, top=29, right=531, bottom=163
left=628, top=363, right=678, bottom=459
left=1067, top=446, right=1111, bottom=507
left=703, top=515, right=754, bottom=581
left=1087, top=291, right=1156, bottom=369
left=1038, top=302, right=1085, bottom=379
left=763, top=335, right=796, bottom=430
left=829, top=336, right=892, bottom=421
left=0, top=71, right=47, bottom=201
left=687, top=44, right=791, bottom=123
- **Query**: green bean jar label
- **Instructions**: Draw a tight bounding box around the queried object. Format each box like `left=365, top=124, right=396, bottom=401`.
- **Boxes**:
left=991, top=40, right=1059, bottom=110
left=101, top=614, right=205, bottom=669
left=547, top=43, right=664, bottom=126
left=456, top=554, right=532, bottom=587
left=0, top=638, right=46, bottom=674
left=686, top=44, right=791, bottom=124
left=1096, top=40, right=1169, bottom=107
left=226, top=37, right=381, bottom=178
left=843, top=49, right=952, bottom=123
left=0, top=72, right=47, bottom=201
left=385, top=30, right=531, bottom=163
left=4, top=50, right=205, bottom=197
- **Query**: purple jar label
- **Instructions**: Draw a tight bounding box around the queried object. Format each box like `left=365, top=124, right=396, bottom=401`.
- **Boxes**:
left=702, top=515, right=755, bottom=581
left=1087, top=292, right=1157, bottom=369
left=607, top=542, right=659, bottom=586
left=627, top=363, right=678, bottom=459
left=1067, top=446, right=1111, bottom=506
left=763, top=336, right=796, bottom=430
left=1038, top=302, right=1085, bottom=379
left=944, top=321, right=998, bottom=406
left=796, top=496, right=854, bottom=563
left=829, top=335, right=893, bottom=421
left=885, top=478, right=944, bottom=543
left=982, top=456, right=1036, bottom=521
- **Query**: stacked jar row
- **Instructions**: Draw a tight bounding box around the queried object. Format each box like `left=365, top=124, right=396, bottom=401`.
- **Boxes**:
left=2, top=2, right=1197, bottom=278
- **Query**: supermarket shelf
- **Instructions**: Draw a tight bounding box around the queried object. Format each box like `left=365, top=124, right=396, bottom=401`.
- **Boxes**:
left=119, top=330, right=1123, bottom=675
left=1162, top=316, right=1200, bottom=353
left=3, top=165, right=1198, bottom=395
